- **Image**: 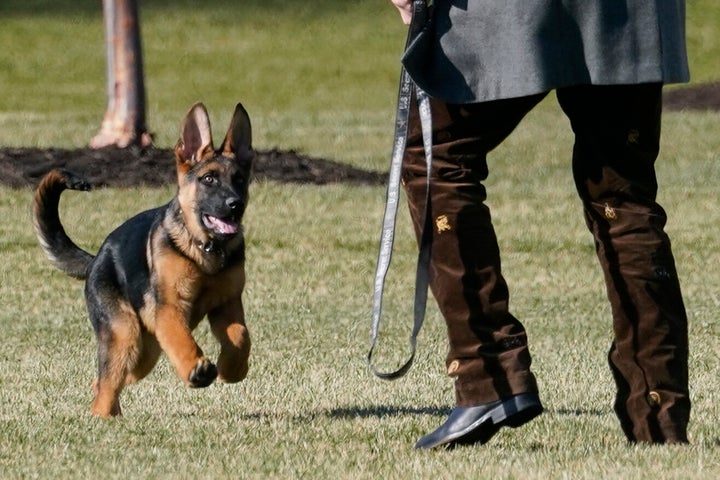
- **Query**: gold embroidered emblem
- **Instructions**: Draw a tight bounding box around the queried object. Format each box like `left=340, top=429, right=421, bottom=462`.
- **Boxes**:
left=647, top=391, right=661, bottom=406
left=604, top=203, right=617, bottom=220
left=436, top=215, right=451, bottom=234
left=447, top=360, right=460, bottom=376
left=627, top=129, right=640, bottom=145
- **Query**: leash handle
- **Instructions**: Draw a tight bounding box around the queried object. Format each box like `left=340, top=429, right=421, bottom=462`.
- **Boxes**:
left=368, top=0, right=433, bottom=380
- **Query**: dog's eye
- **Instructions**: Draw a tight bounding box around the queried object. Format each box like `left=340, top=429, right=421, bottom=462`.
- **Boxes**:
left=200, top=174, right=215, bottom=185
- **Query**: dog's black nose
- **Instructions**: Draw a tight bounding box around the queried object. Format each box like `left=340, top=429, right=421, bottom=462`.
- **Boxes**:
left=226, top=197, right=242, bottom=211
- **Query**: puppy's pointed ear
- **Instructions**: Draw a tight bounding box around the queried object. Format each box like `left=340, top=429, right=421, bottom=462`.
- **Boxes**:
left=175, top=102, right=214, bottom=168
left=221, top=103, right=252, bottom=157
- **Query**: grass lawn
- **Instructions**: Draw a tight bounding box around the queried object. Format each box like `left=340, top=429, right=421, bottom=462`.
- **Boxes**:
left=1, top=1, right=719, bottom=478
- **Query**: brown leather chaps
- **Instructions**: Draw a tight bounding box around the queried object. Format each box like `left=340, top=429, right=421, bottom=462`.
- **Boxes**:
left=401, top=83, right=690, bottom=443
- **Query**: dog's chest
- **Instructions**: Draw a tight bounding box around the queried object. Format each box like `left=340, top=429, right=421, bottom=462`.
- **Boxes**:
left=150, top=248, right=245, bottom=317
left=175, top=259, right=245, bottom=324
left=194, top=264, right=245, bottom=311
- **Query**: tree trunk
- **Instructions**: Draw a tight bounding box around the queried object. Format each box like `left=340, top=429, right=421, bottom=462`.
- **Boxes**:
left=90, top=0, right=152, bottom=148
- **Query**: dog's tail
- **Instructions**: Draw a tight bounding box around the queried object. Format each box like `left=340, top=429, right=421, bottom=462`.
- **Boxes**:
left=32, top=169, right=95, bottom=280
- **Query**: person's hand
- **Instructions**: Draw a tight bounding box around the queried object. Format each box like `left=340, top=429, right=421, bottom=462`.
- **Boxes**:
left=390, top=0, right=413, bottom=24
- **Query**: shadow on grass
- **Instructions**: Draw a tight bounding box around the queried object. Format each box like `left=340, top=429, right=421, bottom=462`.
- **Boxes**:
left=323, top=405, right=611, bottom=419
left=236, top=405, right=610, bottom=422
left=553, top=407, right=608, bottom=417
left=235, top=405, right=449, bottom=422
left=325, top=405, right=449, bottom=419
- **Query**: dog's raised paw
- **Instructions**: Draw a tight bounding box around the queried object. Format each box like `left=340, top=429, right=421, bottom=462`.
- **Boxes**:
left=188, top=358, right=218, bottom=388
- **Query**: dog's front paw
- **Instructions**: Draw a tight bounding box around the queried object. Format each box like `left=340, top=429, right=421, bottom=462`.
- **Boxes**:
left=188, top=358, right=218, bottom=388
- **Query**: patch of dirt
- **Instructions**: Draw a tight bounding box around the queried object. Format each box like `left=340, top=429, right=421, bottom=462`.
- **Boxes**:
left=663, top=81, right=720, bottom=111
left=0, top=146, right=386, bottom=189
left=0, top=82, right=717, bottom=189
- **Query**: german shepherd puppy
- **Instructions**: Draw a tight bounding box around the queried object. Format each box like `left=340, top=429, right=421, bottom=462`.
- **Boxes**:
left=33, top=102, right=253, bottom=418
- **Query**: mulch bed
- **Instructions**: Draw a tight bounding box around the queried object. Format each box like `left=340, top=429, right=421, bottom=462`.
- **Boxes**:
left=0, top=146, right=386, bottom=189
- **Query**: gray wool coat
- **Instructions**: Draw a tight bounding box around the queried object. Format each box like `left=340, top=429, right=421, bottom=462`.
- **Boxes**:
left=402, top=0, right=690, bottom=103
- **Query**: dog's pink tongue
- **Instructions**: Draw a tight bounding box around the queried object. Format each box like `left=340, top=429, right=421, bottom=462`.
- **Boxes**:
left=205, top=215, right=238, bottom=234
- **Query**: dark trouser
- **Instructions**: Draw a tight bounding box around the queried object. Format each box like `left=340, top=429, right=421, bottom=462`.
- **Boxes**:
left=401, top=83, right=690, bottom=443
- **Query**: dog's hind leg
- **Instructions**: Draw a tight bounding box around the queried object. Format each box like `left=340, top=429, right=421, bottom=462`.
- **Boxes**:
left=90, top=311, right=142, bottom=418
left=124, top=331, right=162, bottom=385
left=209, top=298, right=251, bottom=383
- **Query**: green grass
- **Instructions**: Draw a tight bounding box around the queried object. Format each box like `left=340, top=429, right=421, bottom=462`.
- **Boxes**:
left=2, top=109, right=720, bottom=479
left=1, top=1, right=720, bottom=478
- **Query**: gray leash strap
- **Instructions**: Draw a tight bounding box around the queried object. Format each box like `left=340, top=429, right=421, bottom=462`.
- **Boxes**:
left=368, top=0, right=433, bottom=380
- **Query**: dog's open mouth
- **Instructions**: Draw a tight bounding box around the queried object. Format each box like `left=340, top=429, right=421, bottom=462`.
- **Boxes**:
left=202, top=214, right=239, bottom=236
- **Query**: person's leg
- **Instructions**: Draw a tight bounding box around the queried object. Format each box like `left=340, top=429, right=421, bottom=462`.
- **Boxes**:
left=557, top=83, right=690, bottom=444
left=402, top=91, right=546, bottom=448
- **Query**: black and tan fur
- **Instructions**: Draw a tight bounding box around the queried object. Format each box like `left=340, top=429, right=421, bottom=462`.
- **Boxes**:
left=33, top=103, right=253, bottom=417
